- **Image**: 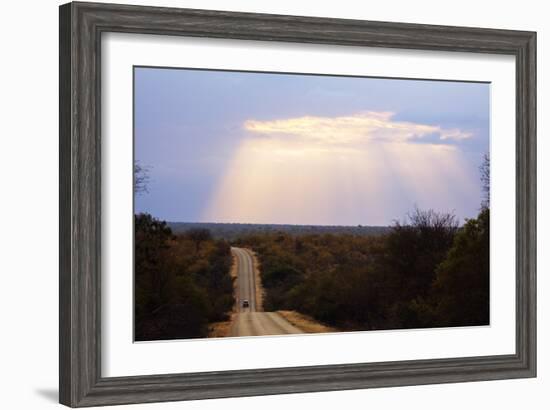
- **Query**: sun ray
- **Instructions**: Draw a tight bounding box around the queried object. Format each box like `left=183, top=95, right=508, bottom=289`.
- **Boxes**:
left=201, top=112, right=479, bottom=226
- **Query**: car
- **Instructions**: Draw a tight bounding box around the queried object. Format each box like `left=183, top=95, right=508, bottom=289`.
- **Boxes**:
left=242, top=299, right=250, bottom=308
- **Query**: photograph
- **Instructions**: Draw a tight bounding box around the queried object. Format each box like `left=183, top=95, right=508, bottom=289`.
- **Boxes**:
left=133, top=66, right=491, bottom=342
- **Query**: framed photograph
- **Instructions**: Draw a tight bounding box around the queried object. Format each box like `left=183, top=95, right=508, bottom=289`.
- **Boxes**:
left=59, top=1, right=536, bottom=407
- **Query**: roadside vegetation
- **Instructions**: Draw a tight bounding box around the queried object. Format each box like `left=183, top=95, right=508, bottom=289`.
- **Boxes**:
left=134, top=214, right=234, bottom=341
left=235, top=206, right=489, bottom=331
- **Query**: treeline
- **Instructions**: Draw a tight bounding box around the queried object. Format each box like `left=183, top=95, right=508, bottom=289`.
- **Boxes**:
left=135, top=213, right=234, bottom=341
left=236, top=207, right=489, bottom=331
left=169, top=222, right=390, bottom=240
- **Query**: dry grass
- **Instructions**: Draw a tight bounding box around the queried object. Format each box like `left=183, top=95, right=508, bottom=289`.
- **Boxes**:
left=229, top=251, right=238, bottom=280
left=208, top=312, right=236, bottom=338
left=247, top=249, right=264, bottom=312
left=277, top=310, right=338, bottom=334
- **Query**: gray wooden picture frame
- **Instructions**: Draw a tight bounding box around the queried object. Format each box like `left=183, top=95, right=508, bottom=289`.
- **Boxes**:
left=59, top=1, right=536, bottom=407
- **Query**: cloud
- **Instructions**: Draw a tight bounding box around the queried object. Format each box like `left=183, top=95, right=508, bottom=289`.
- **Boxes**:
left=243, top=111, right=472, bottom=147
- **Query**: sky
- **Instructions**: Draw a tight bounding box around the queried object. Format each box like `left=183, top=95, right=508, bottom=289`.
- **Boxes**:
left=134, top=67, right=490, bottom=226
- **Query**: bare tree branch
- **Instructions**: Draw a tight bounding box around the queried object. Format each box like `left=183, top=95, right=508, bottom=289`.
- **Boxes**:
left=480, top=153, right=490, bottom=209
left=134, top=161, right=151, bottom=195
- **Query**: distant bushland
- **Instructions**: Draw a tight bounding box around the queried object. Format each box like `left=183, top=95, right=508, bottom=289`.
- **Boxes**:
left=235, top=207, right=490, bottom=331
left=168, top=221, right=391, bottom=241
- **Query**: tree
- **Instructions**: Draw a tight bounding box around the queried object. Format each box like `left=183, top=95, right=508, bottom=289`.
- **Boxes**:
left=432, top=208, right=490, bottom=326
left=134, top=161, right=150, bottom=195
left=134, top=213, right=173, bottom=309
left=185, top=228, right=213, bottom=254
left=387, top=207, right=458, bottom=294
left=134, top=213, right=176, bottom=340
left=480, top=153, right=490, bottom=209
left=383, top=207, right=458, bottom=327
left=134, top=214, right=233, bottom=341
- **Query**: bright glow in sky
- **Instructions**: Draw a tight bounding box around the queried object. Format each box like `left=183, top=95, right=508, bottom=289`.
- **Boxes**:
left=134, top=67, right=489, bottom=226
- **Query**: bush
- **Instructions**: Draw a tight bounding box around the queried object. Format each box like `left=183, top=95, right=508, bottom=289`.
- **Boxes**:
left=134, top=213, right=233, bottom=341
left=432, top=208, right=490, bottom=326
left=239, top=207, right=488, bottom=332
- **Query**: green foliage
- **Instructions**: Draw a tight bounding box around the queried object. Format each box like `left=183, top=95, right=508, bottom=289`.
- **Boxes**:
left=432, top=208, right=490, bottom=326
left=134, top=213, right=233, bottom=341
left=382, top=208, right=458, bottom=328
left=239, top=208, right=488, bottom=332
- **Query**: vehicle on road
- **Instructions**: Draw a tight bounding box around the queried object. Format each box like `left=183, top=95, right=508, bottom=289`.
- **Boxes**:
left=242, top=299, right=250, bottom=308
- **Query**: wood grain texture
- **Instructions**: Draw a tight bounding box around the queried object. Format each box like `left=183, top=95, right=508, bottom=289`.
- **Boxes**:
left=59, top=3, right=73, bottom=405
left=59, top=1, right=537, bottom=407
